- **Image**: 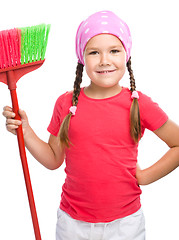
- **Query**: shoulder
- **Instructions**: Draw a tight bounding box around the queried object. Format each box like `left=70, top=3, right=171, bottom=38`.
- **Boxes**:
left=52, top=90, right=73, bottom=117
left=138, top=90, right=154, bottom=104
left=137, top=89, right=164, bottom=115
left=137, top=90, right=163, bottom=112
left=120, top=87, right=159, bottom=106
left=120, top=87, right=149, bottom=104
left=137, top=90, right=168, bottom=131
left=55, top=90, right=73, bottom=106
left=56, top=90, right=73, bottom=102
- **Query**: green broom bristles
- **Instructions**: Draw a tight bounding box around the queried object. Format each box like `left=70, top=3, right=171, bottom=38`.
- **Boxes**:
left=0, top=23, right=50, bottom=70
left=20, top=24, right=50, bottom=64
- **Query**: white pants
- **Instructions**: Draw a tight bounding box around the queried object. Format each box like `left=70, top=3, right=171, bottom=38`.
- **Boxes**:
left=56, top=208, right=146, bottom=240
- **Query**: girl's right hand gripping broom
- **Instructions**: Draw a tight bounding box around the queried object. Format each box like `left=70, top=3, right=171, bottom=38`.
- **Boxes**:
left=0, top=24, right=50, bottom=240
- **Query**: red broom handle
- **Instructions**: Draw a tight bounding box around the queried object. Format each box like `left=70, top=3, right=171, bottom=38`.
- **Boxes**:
left=7, top=71, right=42, bottom=240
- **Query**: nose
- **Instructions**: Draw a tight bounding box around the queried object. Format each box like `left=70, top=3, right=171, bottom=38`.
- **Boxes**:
left=99, top=52, right=111, bottom=66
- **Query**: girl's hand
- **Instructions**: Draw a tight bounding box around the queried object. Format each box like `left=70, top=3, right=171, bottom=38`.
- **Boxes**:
left=2, top=106, right=65, bottom=170
left=2, top=106, right=30, bottom=136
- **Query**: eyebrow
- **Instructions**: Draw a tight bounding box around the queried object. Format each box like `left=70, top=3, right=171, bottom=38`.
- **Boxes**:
left=86, top=45, right=123, bottom=51
left=109, top=45, right=123, bottom=49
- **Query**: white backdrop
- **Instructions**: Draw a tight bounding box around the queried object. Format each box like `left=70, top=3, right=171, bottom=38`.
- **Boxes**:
left=0, top=0, right=178, bottom=239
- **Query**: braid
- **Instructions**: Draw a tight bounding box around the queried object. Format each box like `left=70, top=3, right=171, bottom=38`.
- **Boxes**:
left=72, top=63, right=84, bottom=106
left=127, top=57, right=136, bottom=92
left=127, top=57, right=141, bottom=143
left=59, top=62, right=84, bottom=148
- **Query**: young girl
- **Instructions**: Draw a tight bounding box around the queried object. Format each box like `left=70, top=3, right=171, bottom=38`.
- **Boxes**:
left=3, top=10, right=179, bottom=240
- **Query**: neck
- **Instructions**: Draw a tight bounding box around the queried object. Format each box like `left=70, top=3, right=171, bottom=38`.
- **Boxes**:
left=84, top=83, right=122, bottom=99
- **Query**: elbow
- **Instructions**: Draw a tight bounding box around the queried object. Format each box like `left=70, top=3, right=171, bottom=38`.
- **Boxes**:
left=48, top=159, right=64, bottom=170
left=48, top=166, right=59, bottom=171
left=170, top=146, right=179, bottom=167
left=48, top=162, right=63, bottom=170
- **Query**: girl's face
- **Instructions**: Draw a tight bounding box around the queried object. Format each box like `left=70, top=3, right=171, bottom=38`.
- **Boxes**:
left=84, top=34, right=126, bottom=90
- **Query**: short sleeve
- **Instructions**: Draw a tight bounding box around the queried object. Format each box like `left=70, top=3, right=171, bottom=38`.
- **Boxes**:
left=47, top=91, right=69, bottom=136
left=139, top=92, right=168, bottom=132
left=47, top=91, right=72, bottom=136
left=47, top=97, right=62, bottom=136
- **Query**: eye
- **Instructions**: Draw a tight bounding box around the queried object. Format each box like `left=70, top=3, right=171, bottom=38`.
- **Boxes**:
left=111, top=49, right=120, bottom=54
left=89, top=51, right=99, bottom=55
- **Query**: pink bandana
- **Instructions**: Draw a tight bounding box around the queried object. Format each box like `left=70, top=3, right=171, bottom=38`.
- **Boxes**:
left=75, top=10, right=132, bottom=65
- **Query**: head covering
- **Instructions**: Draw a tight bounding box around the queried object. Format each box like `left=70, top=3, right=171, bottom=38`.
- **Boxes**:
left=75, top=10, right=132, bottom=65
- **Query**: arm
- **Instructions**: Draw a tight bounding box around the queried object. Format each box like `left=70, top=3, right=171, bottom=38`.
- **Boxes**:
left=24, top=127, right=65, bottom=170
left=136, top=119, right=179, bottom=185
left=3, top=106, right=65, bottom=170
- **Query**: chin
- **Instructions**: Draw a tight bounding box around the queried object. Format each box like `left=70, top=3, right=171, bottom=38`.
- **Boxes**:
left=98, top=83, right=119, bottom=88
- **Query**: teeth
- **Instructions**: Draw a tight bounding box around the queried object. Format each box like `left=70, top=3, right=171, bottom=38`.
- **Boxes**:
left=98, top=70, right=114, bottom=73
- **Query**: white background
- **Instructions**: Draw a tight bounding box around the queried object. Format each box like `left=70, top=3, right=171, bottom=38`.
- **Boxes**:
left=0, top=0, right=178, bottom=239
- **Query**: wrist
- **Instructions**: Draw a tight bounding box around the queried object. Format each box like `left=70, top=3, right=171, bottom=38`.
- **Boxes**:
left=23, top=124, right=34, bottom=140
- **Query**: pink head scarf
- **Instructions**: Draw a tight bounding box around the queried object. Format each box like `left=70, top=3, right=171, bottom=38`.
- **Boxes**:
left=75, top=10, right=132, bottom=65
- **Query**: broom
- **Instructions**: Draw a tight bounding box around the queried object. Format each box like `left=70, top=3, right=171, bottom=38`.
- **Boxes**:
left=0, top=24, right=50, bottom=240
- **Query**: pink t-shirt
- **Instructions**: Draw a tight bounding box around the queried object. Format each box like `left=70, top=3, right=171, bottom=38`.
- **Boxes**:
left=47, top=87, right=168, bottom=223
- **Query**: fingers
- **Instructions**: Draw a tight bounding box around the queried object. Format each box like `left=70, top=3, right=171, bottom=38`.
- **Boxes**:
left=2, top=106, right=30, bottom=135
left=2, top=106, right=15, bottom=119
left=5, top=114, right=22, bottom=135
left=2, top=106, right=22, bottom=135
left=6, top=118, right=22, bottom=128
left=2, top=106, right=27, bottom=120
left=5, top=119, right=21, bottom=135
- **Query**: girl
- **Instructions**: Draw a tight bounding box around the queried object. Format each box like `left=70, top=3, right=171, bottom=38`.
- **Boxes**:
left=2, top=10, right=179, bottom=240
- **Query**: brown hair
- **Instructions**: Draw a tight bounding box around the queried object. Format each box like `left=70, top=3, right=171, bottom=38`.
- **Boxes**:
left=59, top=57, right=141, bottom=148
left=58, top=62, right=84, bottom=148
left=127, top=57, right=141, bottom=143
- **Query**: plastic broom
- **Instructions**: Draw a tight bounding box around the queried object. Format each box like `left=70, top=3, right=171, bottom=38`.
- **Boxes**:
left=0, top=24, right=50, bottom=240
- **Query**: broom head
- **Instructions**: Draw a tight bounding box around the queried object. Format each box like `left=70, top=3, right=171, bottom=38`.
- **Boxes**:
left=0, top=24, right=50, bottom=88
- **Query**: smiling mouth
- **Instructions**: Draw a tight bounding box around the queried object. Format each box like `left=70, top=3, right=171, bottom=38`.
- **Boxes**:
left=96, top=70, right=116, bottom=74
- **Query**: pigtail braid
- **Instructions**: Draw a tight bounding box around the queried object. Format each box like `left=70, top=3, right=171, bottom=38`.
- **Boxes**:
left=127, top=57, right=141, bottom=143
left=59, top=62, right=84, bottom=148
left=72, top=63, right=84, bottom=106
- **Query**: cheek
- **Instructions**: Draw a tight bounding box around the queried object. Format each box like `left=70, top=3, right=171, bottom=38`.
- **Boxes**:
left=115, top=60, right=126, bottom=73
left=116, top=60, right=127, bottom=78
left=118, top=53, right=126, bottom=65
left=84, top=58, right=96, bottom=74
left=84, top=63, right=93, bottom=80
left=116, top=56, right=127, bottom=71
left=84, top=61, right=91, bottom=74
